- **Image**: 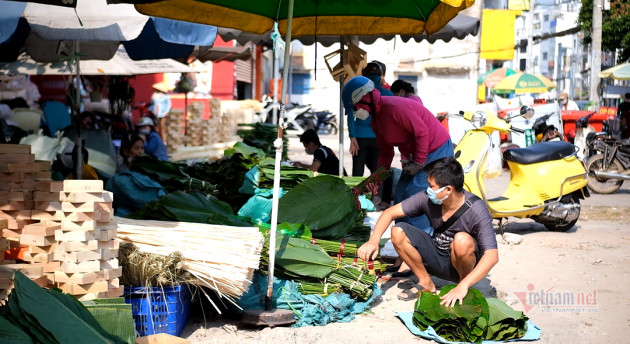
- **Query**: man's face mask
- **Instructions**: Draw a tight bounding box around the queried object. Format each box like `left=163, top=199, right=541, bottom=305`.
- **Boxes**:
left=560, top=99, right=568, bottom=105
left=354, top=108, right=370, bottom=120
left=426, top=185, right=448, bottom=205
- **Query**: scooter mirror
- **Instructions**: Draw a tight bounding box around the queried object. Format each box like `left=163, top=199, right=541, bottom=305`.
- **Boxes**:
left=520, top=105, right=535, bottom=120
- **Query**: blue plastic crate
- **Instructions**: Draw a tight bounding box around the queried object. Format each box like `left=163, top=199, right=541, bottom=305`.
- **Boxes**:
left=124, top=285, right=191, bottom=337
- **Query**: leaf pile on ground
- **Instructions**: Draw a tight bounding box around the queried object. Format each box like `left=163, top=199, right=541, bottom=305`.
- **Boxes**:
left=413, top=285, right=528, bottom=343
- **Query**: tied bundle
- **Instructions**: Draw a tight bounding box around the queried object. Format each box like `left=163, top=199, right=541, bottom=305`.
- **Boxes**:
left=115, top=217, right=264, bottom=312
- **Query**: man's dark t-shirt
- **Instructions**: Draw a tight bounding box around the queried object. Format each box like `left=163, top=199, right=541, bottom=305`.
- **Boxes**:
left=400, top=190, right=497, bottom=253
left=313, top=146, right=345, bottom=175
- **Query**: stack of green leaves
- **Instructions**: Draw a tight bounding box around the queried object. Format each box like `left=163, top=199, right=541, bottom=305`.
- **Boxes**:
left=80, top=298, right=135, bottom=344
left=327, top=267, right=377, bottom=300
left=131, top=155, right=215, bottom=195
left=413, top=285, right=529, bottom=343
left=128, top=190, right=252, bottom=227
left=485, top=298, right=529, bottom=341
left=297, top=281, right=343, bottom=296
left=0, top=271, right=127, bottom=343
left=258, top=158, right=314, bottom=190
left=336, top=256, right=388, bottom=274
left=277, top=175, right=363, bottom=239
left=185, top=143, right=265, bottom=211
left=260, top=234, right=377, bottom=300
left=236, top=122, right=288, bottom=160
left=413, top=285, right=489, bottom=343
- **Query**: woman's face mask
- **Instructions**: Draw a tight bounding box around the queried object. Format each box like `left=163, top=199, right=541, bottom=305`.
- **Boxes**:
left=560, top=99, right=568, bottom=105
left=354, top=108, right=370, bottom=120
left=426, top=185, right=448, bottom=205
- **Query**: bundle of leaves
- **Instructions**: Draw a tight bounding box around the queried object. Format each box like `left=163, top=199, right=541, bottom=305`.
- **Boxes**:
left=413, top=285, right=528, bottom=343
left=257, top=157, right=313, bottom=190
left=277, top=175, right=363, bottom=239
left=0, top=271, right=127, bottom=343
left=236, top=122, right=288, bottom=160
left=260, top=234, right=376, bottom=299
left=127, top=190, right=252, bottom=227
left=119, top=242, right=195, bottom=287
left=131, top=155, right=215, bottom=195
left=184, top=142, right=266, bottom=211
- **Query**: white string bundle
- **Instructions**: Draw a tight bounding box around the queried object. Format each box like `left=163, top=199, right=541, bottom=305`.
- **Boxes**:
left=115, top=216, right=264, bottom=311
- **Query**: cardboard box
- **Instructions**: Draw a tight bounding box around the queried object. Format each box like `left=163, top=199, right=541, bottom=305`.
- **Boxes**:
left=135, top=333, right=190, bottom=344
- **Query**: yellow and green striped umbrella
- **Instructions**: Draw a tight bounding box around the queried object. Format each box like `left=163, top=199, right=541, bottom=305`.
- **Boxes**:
left=133, top=0, right=474, bottom=36
left=492, top=72, right=556, bottom=95
left=477, top=67, right=520, bottom=87
left=599, top=62, right=630, bottom=80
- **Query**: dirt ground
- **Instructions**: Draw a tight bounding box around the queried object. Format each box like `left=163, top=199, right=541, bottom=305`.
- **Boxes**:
left=180, top=134, right=630, bottom=343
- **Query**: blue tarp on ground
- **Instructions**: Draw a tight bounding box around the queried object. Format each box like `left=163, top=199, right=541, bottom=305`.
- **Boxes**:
left=238, top=273, right=382, bottom=327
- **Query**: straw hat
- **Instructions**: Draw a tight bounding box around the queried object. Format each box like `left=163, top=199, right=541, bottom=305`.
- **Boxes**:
left=152, top=81, right=173, bottom=93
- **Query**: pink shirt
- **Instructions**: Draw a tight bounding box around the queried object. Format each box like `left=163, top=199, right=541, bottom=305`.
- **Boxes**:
left=370, top=92, right=450, bottom=168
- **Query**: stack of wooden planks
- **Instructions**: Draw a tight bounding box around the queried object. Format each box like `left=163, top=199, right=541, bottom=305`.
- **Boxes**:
left=164, top=108, right=185, bottom=154
left=52, top=180, right=123, bottom=300
left=185, top=102, right=212, bottom=146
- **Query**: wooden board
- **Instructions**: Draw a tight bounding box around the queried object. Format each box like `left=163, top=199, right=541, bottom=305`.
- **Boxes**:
left=60, top=220, right=117, bottom=232
left=0, top=201, right=34, bottom=211
left=0, top=264, right=43, bottom=279
left=0, top=154, right=35, bottom=164
left=0, top=144, right=30, bottom=154
left=36, top=181, right=64, bottom=192
left=62, top=180, right=104, bottom=193
left=19, top=234, right=55, bottom=246
left=53, top=249, right=101, bottom=263
left=58, top=280, right=109, bottom=295
left=59, top=191, right=113, bottom=203
left=60, top=260, right=101, bottom=274
left=22, top=223, right=61, bottom=236
left=57, top=240, right=98, bottom=252
left=22, top=252, right=53, bottom=263
left=28, top=243, right=57, bottom=254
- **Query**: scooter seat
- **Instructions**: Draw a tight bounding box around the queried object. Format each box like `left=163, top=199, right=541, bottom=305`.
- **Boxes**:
left=503, top=141, right=576, bottom=165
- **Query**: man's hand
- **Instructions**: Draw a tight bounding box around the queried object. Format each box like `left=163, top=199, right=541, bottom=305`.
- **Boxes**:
left=439, top=284, right=469, bottom=307
left=357, top=240, right=380, bottom=261
left=349, top=138, right=359, bottom=156
left=291, top=161, right=303, bottom=168
left=402, top=162, right=424, bottom=176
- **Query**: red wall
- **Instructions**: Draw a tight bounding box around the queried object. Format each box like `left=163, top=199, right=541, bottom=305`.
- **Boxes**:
left=210, top=37, right=235, bottom=100
left=129, top=74, right=162, bottom=105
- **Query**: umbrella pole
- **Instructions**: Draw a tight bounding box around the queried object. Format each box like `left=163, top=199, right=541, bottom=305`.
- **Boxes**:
left=338, top=37, right=345, bottom=177
left=242, top=0, right=296, bottom=327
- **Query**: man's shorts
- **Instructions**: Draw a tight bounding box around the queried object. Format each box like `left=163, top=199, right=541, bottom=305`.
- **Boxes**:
left=397, top=222, right=481, bottom=282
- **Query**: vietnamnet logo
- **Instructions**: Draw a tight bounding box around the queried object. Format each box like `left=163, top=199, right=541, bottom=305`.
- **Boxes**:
left=513, top=283, right=598, bottom=313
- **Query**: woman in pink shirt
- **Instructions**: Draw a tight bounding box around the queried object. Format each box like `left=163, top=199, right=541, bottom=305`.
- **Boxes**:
left=342, top=76, right=454, bottom=233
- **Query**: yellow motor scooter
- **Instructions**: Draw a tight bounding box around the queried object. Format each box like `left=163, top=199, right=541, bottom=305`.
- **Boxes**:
left=454, top=107, right=590, bottom=232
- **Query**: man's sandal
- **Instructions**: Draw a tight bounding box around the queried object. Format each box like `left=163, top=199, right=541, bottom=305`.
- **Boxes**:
left=397, top=284, right=432, bottom=301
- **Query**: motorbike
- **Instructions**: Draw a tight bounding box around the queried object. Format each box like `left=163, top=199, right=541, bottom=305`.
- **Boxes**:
left=572, top=112, right=597, bottom=161
left=312, top=110, right=339, bottom=135
left=585, top=123, right=630, bottom=194
left=455, top=106, right=590, bottom=232
left=283, top=102, right=314, bottom=134
left=531, top=112, right=563, bottom=142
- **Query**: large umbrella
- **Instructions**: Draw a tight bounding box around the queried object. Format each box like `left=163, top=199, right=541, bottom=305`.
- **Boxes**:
left=477, top=67, right=520, bottom=88
left=492, top=72, right=556, bottom=95
left=133, top=0, right=474, bottom=37
left=0, top=0, right=217, bottom=62
left=599, top=62, right=630, bottom=80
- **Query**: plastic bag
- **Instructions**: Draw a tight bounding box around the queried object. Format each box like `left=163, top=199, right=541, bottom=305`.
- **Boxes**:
left=482, top=132, right=502, bottom=179
left=19, top=131, right=73, bottom=162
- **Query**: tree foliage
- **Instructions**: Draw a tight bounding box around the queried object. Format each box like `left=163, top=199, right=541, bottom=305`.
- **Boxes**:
left=578, top=0, right=630, bottom=61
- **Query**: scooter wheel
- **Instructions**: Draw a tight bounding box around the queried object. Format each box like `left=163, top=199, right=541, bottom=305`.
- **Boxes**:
left=544, top=195, right=580, bottom=232
left=585, top=154, right=624, bottom=194
left=327, top=122, right=338, bottom=135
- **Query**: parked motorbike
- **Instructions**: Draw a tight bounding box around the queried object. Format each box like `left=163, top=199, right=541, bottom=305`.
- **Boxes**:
left=455, top=106, right=590, bottom=232
left=311, top=110, right=339, bottom=135
left=531, top=112, right=563, bottom=142
left=283, top=102, right=313, bottom=134
left=585, top=127, right=630, bottom=194
left=570, top=112, right=597, bottom=161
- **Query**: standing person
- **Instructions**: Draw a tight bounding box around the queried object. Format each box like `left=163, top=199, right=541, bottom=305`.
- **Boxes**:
left=390, top=79, right=423, bottom=105
left=372, top=60, right=391, bottom=90
left=346, top=62, right=393, bottom=210
left=342, top=76, right=454, bottom=232
left=136, top=117, right=168, bottom=161
left=291, top=129, right=346, bottom=176
left=558, top=92, right=580, bottom=111
left=150, top=82, right=173, bottom=143
left=357, top=157, right=498, bottom=303
left=618, top=92, right=630, bottom=139
left=117, top=134, right=145, bottom=172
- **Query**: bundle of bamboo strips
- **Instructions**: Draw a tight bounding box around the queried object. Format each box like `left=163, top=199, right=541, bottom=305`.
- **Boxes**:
left=114, top=216, right=264, bottom=311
